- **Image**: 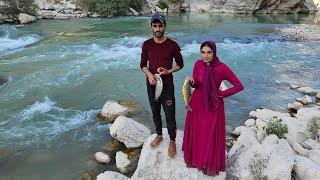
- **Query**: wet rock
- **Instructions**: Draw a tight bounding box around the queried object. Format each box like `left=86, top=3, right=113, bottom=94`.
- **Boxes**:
left=98, top=100, right=139, bottom=123
left=116, top=151, right=131, bottom=173
left=95, top=152, right=110, bottom=164
left=18, top=13, right=37, bottom=24
left=296, top=95, right=313, bottom=105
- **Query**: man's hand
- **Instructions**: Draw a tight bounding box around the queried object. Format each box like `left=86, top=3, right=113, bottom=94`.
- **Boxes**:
left=147, top=74, right=156, bottom=85
left=157, top=67, right=170, bottom=75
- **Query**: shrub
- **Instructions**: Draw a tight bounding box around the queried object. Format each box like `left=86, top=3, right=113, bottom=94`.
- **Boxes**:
left=265, top=118, right=288, bottom=139
left=157, top=0, right=169, bottom=10
left=76, top=0, right=145, bottom=16
left=2, top=0, right=38, bottom=15
left=248, top=153, right=270, bottom=180
left=307, top=117, right=320, bottom=139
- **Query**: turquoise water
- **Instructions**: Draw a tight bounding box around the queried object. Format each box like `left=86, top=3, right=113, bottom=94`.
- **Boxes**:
left=0, top=13, right=320, bottom=179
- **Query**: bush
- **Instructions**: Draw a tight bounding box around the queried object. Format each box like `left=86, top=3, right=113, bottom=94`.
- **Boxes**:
left=76, top=0, right=145, bottom=16
left=157, top=0, right=169, bottom=10
left=265, top=118, right=288, bottom=139
left=307, top=117, right=320, bottom=139
left=248, top=153, right=270, bottom=180
left=2, top=0, right=38, bottom=15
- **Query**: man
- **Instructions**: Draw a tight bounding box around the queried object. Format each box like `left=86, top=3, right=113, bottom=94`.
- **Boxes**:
left=140, top=13, right=184, bottom=158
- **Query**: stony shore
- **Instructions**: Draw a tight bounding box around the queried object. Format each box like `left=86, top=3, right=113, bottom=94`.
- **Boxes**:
left=87, top=84, right=320, bottom=180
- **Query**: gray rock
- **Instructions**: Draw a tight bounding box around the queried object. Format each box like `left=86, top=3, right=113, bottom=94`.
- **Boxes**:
left=296, top=95, right=313, bottom=105
left=95, top=152, right=110, bottom=164
left=286, top=101, right=303, bottom=111
left=18, top=13, right=37, bottom=24
left=110, top=116, right=150, bottom=148
left=116, top=151, right=130, bottom=173
left=293, top=155, right=320, bottom=180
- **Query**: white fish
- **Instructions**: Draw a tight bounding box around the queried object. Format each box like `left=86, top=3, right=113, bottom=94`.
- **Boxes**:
left=154, top=74, right=163, bottom=101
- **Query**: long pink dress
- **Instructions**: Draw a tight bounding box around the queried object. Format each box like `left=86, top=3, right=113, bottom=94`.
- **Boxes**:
left=182, top=59, right=244, bottom=176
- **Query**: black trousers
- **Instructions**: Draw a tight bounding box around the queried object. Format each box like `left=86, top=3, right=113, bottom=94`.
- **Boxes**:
left=147, top=82, right=177, bottom=141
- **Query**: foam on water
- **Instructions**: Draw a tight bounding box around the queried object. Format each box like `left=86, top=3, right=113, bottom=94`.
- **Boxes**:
left=0, top=96, right=100, bottom=147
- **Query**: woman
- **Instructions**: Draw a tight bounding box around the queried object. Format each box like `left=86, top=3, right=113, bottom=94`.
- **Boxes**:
left=182, top=41, right=244, bottom=176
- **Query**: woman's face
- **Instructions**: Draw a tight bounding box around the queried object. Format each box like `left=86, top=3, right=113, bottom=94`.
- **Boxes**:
left=201, top=45, right=214, bottom=63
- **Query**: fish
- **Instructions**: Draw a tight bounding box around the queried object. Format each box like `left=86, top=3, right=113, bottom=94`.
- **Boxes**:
left=154, top=73, right=163, bottom=101
left=182, top=79, right=192, bottom=111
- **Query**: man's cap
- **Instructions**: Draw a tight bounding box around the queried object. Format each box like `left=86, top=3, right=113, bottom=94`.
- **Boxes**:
left=151, top=13, right=166, bottom=24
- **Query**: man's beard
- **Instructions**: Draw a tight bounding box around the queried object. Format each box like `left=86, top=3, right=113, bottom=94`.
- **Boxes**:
left=153, top=31, right=164, bottom=37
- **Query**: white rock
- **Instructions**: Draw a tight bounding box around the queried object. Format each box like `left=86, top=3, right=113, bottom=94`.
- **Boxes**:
left=234, top=140, right=294, bottom=180
left=304, top=139, right=320, bottom=150
left=228, top=127, right=258, bottom=158
left=256, top=129, right=267, bottom=142
left=18, top=13, right=37, bottom=24
left=95, top=152, right=110, bottom=164
left=97, top=171, right=129, bottom=180
left=293, top=155, right=320, bottom=180
left=100, top=100, right=130, bottom=122
left=110, top=116, right=150, bottom=148
left=316, top=93, right=320, bottom=102
left=131, top=129, right=225, bottom=180
left=296, top=95, right=313, bottom=105
left=307, top=149, right=320, bottom=166
left=262, top=134, right=279, bottom=145
left=290, top=84, right=300, bottom=89
left=286, top=101, right=303, bottom=111
left=231, top=125, right=246, bottom=137
left=244, top=119, right=256, bottom=127
left=129, top=8, right=139, bottom=16
left=116, top=151, right=130, bottom=173
left=249, top=108, right=290, bottom=122
left=256, top=119, right=267, bottom=130
left=296, top=107, right=320, bottom=123
left=297, top=86, right=320, bottom=95
left=280, top=115, right=309, bottom=155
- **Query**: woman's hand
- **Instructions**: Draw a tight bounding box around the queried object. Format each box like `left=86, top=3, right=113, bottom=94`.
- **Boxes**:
left=185, top=76, right=194, bottom=86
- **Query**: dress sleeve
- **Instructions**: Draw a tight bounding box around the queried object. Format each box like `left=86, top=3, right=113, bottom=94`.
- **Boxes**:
left=191, top=61, right=200, bottom=88
left=218, top=64, right=244, bottom=97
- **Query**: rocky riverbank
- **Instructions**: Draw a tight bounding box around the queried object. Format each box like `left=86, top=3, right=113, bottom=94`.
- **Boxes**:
left=1, top=0, right=320, bottom=24
left=88, top=83, right=320, bottom=179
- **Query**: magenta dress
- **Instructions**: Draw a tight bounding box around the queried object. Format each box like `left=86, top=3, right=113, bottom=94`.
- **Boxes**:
left=182, top=59, right=244, bottom=176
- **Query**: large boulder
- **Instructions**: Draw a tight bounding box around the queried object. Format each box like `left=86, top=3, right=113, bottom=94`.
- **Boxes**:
left=18, top=13, right=37, bottom=24
left=98, top=100, right=138, bottom=123
left=228, top=126, right=258, bottom=158
left=293, top=155, right=320, bottom=180
left=296, top=95, right=313, bottom=105
left=98, top=129, right=225, bottom=180
left=296, top=107, right=320, bottom=123
left=280, top=115, right=309, bottom=155
left=130, top=129, right=225, bottom=180
left=110, top=116, right=150, bottom=148
left=97, top=171, right=129, bottom=180
left=231, top=139, right=294, bottom=180
left=249, top=108, right=290, bottom=122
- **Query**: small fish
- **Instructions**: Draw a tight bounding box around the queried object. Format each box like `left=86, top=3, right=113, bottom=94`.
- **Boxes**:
left=182, top=79, right=192, bottom=111
left=154, top=74, right=163, bottom=101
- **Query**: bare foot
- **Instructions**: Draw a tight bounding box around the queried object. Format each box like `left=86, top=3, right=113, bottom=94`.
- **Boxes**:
left=150, top=135, right=163, bottom=148
left=168, top=140, right=176, bottom=158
